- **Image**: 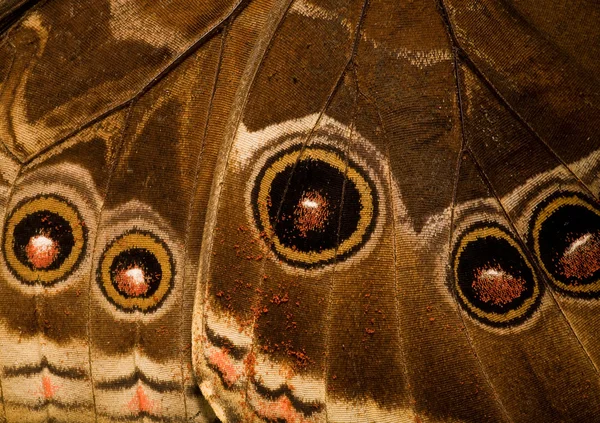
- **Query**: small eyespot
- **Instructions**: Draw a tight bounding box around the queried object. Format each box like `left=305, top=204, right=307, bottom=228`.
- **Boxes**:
left=97, top=231, right=173, bottom=312
left=2, top=195, right=87, bottom=285
left=531, top=193, right=600, bottom=297
left=452, top=224, right=541, bottom=327
left=251, top=145, right=378, bottom=268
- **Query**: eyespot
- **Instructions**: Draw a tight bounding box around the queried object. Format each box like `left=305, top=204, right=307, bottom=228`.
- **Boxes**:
left=531, top=193, right=600, bottom=297
left=452, top=224, right=541, bottom=327
left=2, top=195, right=87, bottom=285
left=97, top=231, right=174, bottom=312
left=251, top=145, right=378, bottom=268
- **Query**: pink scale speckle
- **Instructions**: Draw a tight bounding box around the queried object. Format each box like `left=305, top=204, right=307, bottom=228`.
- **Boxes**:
left=128, top=385, right=155, bottom=413
left=26, top=234, right=59, bottom=269
left=208, top=349, right=242, bottom=387
left=115, top=266, right=150, bottom=296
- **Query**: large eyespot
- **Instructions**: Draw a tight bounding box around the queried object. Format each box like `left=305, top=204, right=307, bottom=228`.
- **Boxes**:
left=2, top=195, right=87, bottom=285
left=97, top=231, right=174, bottom=312
left=531, top=193, right=600, bottom=297
left=452, top=224, right=541, bottom=327
left=251, top=145, right=378, bottom=268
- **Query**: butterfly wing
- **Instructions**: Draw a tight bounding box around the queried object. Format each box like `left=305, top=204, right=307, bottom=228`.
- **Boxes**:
left=0, top=1, right=257, bottom=421
left=1, top=0, right=600, bottom=422
left=191, top=0, right=600, bottom=422
left=0, top=0, right=245, bottom=161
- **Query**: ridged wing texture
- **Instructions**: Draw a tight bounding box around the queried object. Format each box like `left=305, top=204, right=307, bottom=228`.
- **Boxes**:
left=0, top=0, right=244, bottom=161
left=0, top=0, right=599, bottom=422
left=0, top=0, right=274, bottom=421
left=190, top=0, right=600, bottom=422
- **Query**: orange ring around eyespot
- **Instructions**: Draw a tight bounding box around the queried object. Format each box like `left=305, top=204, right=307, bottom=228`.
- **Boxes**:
left=255, top=147, right=374, bottom=266
left=98, top=231, right=173, bottom=312
left=3, top=196, right=86, bottom=285
left=453, top=225, right=541, bottom=325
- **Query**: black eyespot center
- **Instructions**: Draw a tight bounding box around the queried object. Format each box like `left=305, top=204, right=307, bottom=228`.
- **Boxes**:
left=109, top=248, right=163, bottom=299
left=532, top=192, right=600, bottom=297
left=13, top=210, right=74, bottom=271
left=98, top=230, right=174, bottom=313
left=453, top=223, right=541, bottom=327
left=3, top=195, right=86, bottom=285
left=268, top=158, right=361, bottom=252
left=252, top=144, right=378, bottom=268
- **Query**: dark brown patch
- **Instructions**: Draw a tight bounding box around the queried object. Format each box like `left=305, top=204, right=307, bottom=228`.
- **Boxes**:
left=23, top=1, right=171, bottom=123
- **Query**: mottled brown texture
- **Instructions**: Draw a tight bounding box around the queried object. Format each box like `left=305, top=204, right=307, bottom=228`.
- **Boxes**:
left=0, top=1, right=599, bottom=422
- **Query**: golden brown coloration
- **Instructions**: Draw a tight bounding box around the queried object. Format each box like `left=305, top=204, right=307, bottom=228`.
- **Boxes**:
left=0, top=0, right=599, bottom=422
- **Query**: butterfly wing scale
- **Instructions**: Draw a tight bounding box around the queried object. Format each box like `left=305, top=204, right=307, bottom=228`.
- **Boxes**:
left=0, top=1, right=253, bottom=421
left=330, top=2, right=511, bottom=421
left=87, top=33, right=227, bottom=422
left=441, top=0, right=600, bottom=180
left=192, top=1, right=512, bottom=422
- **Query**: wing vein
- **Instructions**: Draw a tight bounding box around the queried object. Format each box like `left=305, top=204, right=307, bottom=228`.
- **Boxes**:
left=435, top=0, right=600, bottom=201
left=83, top=103, right=136, bottom=422
left=443, top=45, right=515, bottom=423
left=0, top=162, right=25, bottom=423
left=178, top=23, right=230, bottom=421
left=189, top=0, right=296, bottom=418
left=20, top=0, right=251, bottom=167
left=355, top=77, right=422, bottom=421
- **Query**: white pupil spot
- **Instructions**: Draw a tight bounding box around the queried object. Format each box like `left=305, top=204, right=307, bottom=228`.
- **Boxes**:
left=26, top=234, right=59, bottom=269
left=301, top=199, right=319, bottom=209
left=115, top=265, right=151, bottom=297
left=565, top=233, right=592, bottom=255
left=31, top=235, right=54, bottom=251
left=125, top=267, right=145, bottom=286
left=481, top=268, right=502, bottom=278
